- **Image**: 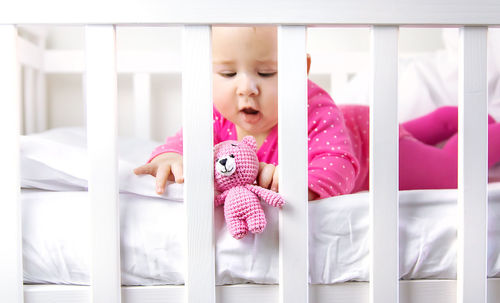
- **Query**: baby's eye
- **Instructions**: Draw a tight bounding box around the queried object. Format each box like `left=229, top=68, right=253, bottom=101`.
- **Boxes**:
left=258, top=71, right=277, bottom=77
left=219, top=72, right=236, bottom=78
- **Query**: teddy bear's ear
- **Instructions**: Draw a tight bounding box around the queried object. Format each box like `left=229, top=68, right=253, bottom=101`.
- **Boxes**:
left=241, top=136, right=257, bottom=152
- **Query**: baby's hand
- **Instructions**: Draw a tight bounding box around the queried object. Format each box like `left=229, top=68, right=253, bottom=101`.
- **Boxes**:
left=258, top=162, right=279, bottom=192
left=133, top=152, right=184, bottom=195
left=258, top=162, right=318, bottom=201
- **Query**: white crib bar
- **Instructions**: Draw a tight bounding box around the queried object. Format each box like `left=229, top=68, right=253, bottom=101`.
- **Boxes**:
left=133, top=73, right=152, bottom=140
left=36, top=34, right=47, bottom=132
left=18, top=32, right=47, bottom=134
left=278, top=26, right=309, bottom=303
left=17, top=36, right=42, bottom=71
left=182, top=25, right=216, bottom=303
left=23, top=67, right=36, bottom=134
left=457, top=26, right=488, bottom=303
left=0, top=25, right=23, bottom=303
left=369, top=26, right=399, bottom=303
left=85, top=25, right=122, bottom=303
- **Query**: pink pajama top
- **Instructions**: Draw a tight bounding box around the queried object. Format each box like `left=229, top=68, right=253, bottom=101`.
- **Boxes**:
left=338, top=104, right=415, bottom=193
left=149, top=80, right=361, bottom=199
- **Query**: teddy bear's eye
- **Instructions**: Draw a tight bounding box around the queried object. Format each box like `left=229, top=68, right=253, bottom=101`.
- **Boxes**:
left=229, top=154, right=235, bottom=158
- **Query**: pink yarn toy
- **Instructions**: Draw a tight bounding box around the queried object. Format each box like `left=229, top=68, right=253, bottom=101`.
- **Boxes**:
left=214, top=136, right=285, bottom=240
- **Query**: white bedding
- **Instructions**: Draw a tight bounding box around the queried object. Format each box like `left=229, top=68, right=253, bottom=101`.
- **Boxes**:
left=22, top=184, right=500, bottom=286
left=20, top=127, right=500, bottom=285
left=337, top=28, right=500, bottom=122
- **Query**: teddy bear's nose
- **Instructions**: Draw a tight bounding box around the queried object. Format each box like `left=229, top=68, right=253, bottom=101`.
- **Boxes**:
left=219, top=158, right=227, bottom=166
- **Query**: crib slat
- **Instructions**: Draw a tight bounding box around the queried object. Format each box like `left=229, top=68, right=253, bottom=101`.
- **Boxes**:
left=182, top=25, right=216, bottom=303
left=35, top=36, right=47, bottom=132
left=0, top=25, right=23, bottom=303
left=278, top=25, right=309, bottom=303
left=17, top=37, right=42, bottom=71
left=85, top=25, right=122, bottom=303
left=133, top=73, right=152, bottom=139
left=23, top=67, right=36, bottom=134
left=35, top=70, right=47, bottom=132
left=369, top=26, right=399, bottom=303
left=457, top=26, right=488, bottom=303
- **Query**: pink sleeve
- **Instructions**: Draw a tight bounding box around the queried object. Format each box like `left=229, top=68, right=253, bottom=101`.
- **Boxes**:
left=307, top=85, right=360, bottom=199
left=148, top=129, right=184, bottom=163
left=147, top=107, right=226, bottom=163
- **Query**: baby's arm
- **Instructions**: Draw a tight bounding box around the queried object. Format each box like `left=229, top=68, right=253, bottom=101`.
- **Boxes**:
left=134, top=129, right=184, bottom=194
left=148, top=129, right=184, bottom=162
left=245, top=184, right=284, bottom=207
left=134, top=152, right=184, bottom=194
left=306, top=87, right=359, bottom=199
left=308, top=154, right=357, bottom=198
left=135, top=108, right=226, bottom=194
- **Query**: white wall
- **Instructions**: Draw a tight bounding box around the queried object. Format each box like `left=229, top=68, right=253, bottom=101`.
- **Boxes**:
left=44, top=26, right=446, bottom=142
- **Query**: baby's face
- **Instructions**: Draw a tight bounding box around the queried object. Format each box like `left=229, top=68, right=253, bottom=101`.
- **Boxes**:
left=212, top=27, right=278, bottom=136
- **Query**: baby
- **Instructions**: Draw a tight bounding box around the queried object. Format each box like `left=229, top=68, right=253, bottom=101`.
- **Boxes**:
left=134, top=26, right=500, bottom=195
left=134, top=26, right=360, bottom=200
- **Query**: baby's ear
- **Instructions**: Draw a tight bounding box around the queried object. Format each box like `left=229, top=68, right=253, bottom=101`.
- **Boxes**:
left=242, top=136, right=257, bottom=152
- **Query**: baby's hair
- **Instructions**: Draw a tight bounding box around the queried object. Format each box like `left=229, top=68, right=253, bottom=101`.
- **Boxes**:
left=211, top=26, right=278, bottom=46
left=212, top=25, right=306, bottom=40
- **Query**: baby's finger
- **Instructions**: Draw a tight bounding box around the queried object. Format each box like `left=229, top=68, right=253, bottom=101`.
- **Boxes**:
left=258, top=162, right=267, bottom=173
left=171, top=161, right=184, bottom=183
left=155, top=163, right=172, bottom=194
left=133, top=163, right=156, bottom=176
left=258, top=163, right=275, bottom=189
left=270, top=166, right=279, bottom=192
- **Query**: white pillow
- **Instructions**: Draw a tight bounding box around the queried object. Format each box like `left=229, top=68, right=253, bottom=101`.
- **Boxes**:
left=21, top=127, right=183, bottom=200
left=339, top=28, right=500, bottom=122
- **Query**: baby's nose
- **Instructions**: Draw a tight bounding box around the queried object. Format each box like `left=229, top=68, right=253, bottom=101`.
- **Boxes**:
left=237, top=75, right=258, bottom=96
left=219, top=158, right=227, bottom=166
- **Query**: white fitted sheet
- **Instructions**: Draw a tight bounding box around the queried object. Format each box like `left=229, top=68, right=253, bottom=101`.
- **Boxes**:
left=22, top=183, right=500, bottom=286
left=20, top=127, right=500, bottom=285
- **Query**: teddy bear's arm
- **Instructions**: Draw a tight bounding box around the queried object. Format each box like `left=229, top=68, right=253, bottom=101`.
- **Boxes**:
left=214, top=190, right=228, bottom=207
left=245, top=184, right=285, bottom=208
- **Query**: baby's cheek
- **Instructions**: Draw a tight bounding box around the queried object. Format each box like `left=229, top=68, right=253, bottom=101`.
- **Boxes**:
left=213, top=81, right=233, bottom=108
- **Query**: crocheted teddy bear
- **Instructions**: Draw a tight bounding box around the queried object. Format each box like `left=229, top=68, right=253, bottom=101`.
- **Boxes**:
left=214, top=136, right=285, bottom=239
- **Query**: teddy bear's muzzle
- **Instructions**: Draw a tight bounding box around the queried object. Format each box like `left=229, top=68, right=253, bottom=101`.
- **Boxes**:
left=216, top=156, right=236, bottom=176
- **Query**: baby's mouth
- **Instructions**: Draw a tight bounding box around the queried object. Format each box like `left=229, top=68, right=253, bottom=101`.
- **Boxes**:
left=239, top=107, right=262, bottom=124
left=241, top=107, right=259, bottom=115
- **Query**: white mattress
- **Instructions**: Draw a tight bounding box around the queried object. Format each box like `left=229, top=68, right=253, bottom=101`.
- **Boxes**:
left=22, top=184, right=500, bottom=286
left=19, top=127, right=500, bottom=285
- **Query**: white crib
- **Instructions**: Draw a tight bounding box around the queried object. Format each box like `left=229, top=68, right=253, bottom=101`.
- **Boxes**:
left=1, top=1, right=499, bottom=303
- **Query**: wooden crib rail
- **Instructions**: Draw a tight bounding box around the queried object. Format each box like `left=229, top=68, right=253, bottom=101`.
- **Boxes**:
left=1, top=6, right=497, bottom=303
left=85, top=25, right=122, bottom=303
left=0, top=25, right=23, bottom=303
left=458, top=27, right=488, bottom=303
left=370, top=26, right=399, bottom=303
left=16, top=30, right=47, bottom=134
left=2, top=0, right=500, bottom=25
left=182, top=26, right=216, bottom=303
left=278, top=26, right=309, bottom=303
